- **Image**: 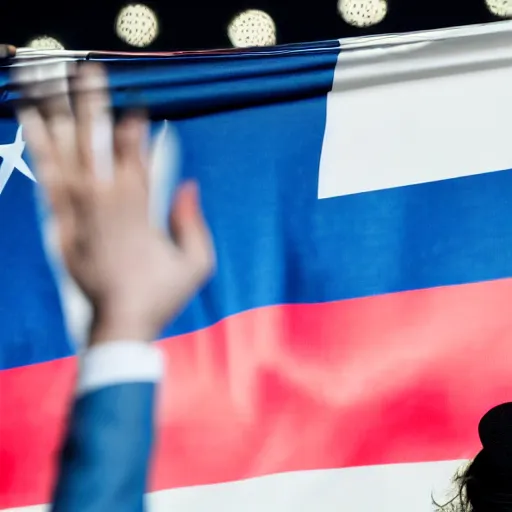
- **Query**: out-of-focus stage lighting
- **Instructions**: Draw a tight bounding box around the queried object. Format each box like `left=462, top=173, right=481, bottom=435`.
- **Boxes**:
left=116, top=3, right=159, bottom=47
left=486, top=0, right=512, bottom=17
left=338, top=0, right=388, bottom=27
left=26, top=36, right=64, bottom=50
left=228, top=9, right=276, bottom=48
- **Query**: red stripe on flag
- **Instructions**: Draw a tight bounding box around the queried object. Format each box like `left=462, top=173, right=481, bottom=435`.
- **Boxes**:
left=3, top=278, right=512, bottom=508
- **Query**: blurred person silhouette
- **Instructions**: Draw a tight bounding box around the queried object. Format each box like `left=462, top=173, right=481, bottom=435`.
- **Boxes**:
left=16, top=63, right=214, bottom=512
left=437, top=402, right=512, bottom=512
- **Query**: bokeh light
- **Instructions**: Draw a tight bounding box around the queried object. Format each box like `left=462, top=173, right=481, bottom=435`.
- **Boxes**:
left=228, top=9, right=277, bottom=48
left=486, top=0, right=512, bottom=17
left=338, top=0, right=388, bottom=27
left=26, top=36, right=65, bottom=50
left=116, top=3, right=159, bottom=47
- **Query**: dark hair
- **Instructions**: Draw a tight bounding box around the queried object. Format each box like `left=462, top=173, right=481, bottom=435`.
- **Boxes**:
left=434, top=461, right=473, bottom=512
left=435, top=403, right=512, bottom=512
left=435, top=452, right=512, bottom=512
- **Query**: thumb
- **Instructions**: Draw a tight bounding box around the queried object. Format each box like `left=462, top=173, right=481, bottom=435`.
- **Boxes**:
left=170, top=181, right=214, bottom=273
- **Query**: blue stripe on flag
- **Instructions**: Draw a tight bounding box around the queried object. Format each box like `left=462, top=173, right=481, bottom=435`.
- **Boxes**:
left=2, top=51, right=512, bottom=370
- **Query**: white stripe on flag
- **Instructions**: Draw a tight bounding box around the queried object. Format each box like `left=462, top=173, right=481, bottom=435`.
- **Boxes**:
left=318, top=24, right=512, bottom=199
left=148, top=121, right=180, bottom=231
left=4, top=460, right=466, bottom=512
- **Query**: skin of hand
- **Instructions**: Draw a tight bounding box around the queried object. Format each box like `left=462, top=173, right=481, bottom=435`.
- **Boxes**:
left=15, top=63, right=215, bottom=344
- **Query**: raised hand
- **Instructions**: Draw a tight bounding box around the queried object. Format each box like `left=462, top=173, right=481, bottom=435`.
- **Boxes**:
left=16, top=63, right=214, bottom=344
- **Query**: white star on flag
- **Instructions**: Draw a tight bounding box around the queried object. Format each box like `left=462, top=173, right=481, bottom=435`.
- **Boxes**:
left=0, top=126, right=36, bottom=195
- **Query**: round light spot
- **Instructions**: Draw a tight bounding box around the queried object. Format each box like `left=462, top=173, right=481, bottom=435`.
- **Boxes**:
left=338, top=0, right=388, bottom=27
left=486, top=0, right=512, bottom=17
left=116, top=3, right=159, bottom=47
left=228, top=9, right=276, bottom=48
left=26, top=36, right=64, bottom=50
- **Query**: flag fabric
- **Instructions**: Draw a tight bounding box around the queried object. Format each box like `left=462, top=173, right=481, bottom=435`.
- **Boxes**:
left=3, top=20, right=512, bottom=512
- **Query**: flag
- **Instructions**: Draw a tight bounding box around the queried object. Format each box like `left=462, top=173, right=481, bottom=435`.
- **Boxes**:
left=3, top=20, right=512, bottom=512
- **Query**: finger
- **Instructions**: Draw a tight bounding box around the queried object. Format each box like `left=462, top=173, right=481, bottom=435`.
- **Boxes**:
left=13, top=65, right=77, bottom=243
left=16, top=105, right=55, bottom=178
left=170, top=181, right=214, bottom=275
left=74, top=63, right=115, bottom=180
left=114, top=111, right=149, bottom=183
left=12, top=65, right=57, bottom=172
left=35, top=63, right=78, bottom=177
left=17, top=107, right=75, bottom=226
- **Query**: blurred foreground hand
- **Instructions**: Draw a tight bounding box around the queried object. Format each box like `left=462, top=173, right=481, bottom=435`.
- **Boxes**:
left=15, top=63, right=214, bottom=344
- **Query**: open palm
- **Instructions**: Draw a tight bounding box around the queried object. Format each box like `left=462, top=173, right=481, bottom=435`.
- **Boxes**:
left=16, top=63, right=214, bottom=342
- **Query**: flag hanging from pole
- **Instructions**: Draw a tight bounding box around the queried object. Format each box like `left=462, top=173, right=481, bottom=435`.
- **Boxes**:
left=3, top=21, right=512, bottom=512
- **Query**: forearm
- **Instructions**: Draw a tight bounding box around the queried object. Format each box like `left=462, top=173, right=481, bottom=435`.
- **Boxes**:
left=51, top=341, right=163, bottom=512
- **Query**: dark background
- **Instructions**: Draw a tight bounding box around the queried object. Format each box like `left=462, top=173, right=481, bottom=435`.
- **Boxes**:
left=0, top=0, right=504, bottom=52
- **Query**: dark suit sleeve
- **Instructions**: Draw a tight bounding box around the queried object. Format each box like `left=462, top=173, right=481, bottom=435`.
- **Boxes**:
left=50, top=339, right=162, bottom=512
left=51, top=382, right=156, bottom=512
